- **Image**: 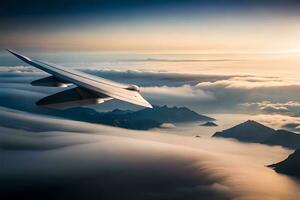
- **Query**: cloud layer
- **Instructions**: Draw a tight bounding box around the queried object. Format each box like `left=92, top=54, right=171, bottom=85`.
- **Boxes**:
left=1, top=66, right=300, bottom=199
left=2, top=66, right=300, bottom=130
left=0, top=106, right=299, bottom=200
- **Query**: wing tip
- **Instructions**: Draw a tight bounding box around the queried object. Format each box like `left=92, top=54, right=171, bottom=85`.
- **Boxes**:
left=145, top=102, right=153, bottom=108
left=140, top=98, right=153, bottom=108
left=7, top=49, right=17, bottom=55
left=7, top=49, right=32, bottom=62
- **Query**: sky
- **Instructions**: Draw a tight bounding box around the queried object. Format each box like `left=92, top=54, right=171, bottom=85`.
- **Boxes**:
left=1, top=0, right=300, bottom=52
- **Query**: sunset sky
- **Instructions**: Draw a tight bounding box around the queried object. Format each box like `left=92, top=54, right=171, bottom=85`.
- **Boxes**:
left=1, top=0, right=300, bottom=52
left=2, top=2, right=300, bottom=199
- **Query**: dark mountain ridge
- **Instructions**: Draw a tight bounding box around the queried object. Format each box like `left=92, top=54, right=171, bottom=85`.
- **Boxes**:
left=269, top=149, right=300, bottom=179
left=45, top=105, right=214, bottom=130
left=115, top=105, right=215, bottom=123
left=213, top=120, right=300, bottom=149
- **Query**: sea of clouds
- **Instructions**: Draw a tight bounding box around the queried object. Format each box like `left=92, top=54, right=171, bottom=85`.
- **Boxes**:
left=1, top=106, right=299, bottom=200
left=1, top=65, right=300, bottom=199
left=2, top=65, right=300, bottom=130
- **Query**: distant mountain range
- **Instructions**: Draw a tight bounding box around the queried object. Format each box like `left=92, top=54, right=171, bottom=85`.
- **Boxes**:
left=47, top=105, right=214, bottom=130
left=213, top=120, right=300, bottom=149
left=269, top=149, right=300, bottom=179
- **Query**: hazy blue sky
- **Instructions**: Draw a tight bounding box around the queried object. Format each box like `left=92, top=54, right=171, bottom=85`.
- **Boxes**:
left=1, top=0, right=300, bottom=51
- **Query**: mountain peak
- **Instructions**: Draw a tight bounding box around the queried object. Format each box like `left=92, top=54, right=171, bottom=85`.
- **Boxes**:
left=242, top=120, right=272, bottom=128
left=213, top=120, right=300, bottom=149
left=213, top=120, right=275, bottom=143
left=244, top=120, right=257, bottom=124
left=200, top=121, right=218, bottom=127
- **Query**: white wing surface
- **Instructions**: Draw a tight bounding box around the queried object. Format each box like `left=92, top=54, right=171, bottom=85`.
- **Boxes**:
left=8, top=49, right=152, bottom=108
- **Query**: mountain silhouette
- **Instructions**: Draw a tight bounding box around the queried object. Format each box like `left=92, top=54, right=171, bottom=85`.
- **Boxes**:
left=46, top=105, right=214, bottom=130
left=213, top=120, right=275, bottom=143
left=118, top=105, right=215, bottom=123
left=200, top=122, right=218, bottom=127
left=213, top=120, right=300, bottom=149
left=269, top=149, right=300, bottom=179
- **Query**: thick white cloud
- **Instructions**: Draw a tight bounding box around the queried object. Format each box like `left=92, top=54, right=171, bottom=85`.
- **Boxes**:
left=139, top=75, right=300, bottom=114
left=0, top=107, right=299, bottom=200
left=141, top=85, right=214, bottom=100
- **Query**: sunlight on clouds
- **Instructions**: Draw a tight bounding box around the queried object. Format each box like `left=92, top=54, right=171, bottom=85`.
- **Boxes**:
left=251, top=114, right=300, bottom=131
left=141, top=85, right=214, bottom=100
left=196, top=78, right=296, bottom=90
left=0, top=106, right=299, bottom=199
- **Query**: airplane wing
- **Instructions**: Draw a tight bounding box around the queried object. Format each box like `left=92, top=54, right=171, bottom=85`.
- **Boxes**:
left=7, top=49, right=152, bottom=108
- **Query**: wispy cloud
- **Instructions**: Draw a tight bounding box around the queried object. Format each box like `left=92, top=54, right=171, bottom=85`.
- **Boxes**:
left=241, top=101, right=300, bottom=115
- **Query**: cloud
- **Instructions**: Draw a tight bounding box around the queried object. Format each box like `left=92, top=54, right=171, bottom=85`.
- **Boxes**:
left=116, top=58, right=240, bottom=62
left=136, top=75, right=300, bottom=113
left=81, top=69, right=237, bottom=87
left=2, top=66, right=300, bottom=116
left=0, top=107, right=299, bottom=200
left=0, top=66, right=40, bottom=73
left=73, top=70, right=300, bottom=114
left=142, top=85, right=214, bottom=100
left=196, top=77, right=297, bottom=90
left=0, top=126, right=95, bottom=151
left=249, top=114, right=300, bottom=132
left=140, top=85, right=215, bottom=109
left=229, top=76, right=282, bottom=83
left=240, top=101, right=300, bottom=116
left=159, top=123, right=176, bottom=129
left=191, top=77, right=300, bottom=112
